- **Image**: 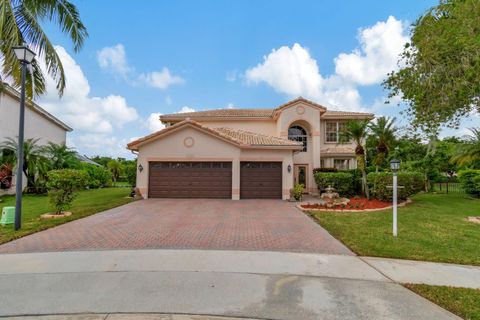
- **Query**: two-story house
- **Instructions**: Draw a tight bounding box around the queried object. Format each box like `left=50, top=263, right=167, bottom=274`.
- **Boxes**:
left=128, top=97, right=373, bottom=200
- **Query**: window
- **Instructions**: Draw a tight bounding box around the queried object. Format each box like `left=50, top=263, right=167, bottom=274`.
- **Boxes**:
left=334, top=159, right=349, bottom=170
left=325, top=121, right=347, bottom=143
left=288, top=125, right=308, bottom=152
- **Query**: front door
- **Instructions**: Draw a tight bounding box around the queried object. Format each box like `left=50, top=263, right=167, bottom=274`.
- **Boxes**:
left=294, top=164, right=308, bottom=192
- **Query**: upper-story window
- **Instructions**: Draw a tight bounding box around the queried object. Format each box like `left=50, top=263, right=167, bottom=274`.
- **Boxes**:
left=325, top=121, right=347, bottom=143
left=288, top=125, right=308, bottom=152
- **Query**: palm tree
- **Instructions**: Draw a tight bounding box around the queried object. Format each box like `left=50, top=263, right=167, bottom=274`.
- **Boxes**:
left=369, top=117, right=397, bottom=172
left=0, top=0, right=88, bottom=98
left=107, top=159, right=122, bottom=186
left=343, top=120, right=370, bottom=198
left=0, top=137, right=48, bottom=191
left=43, top=142, right=78, bottom=169
left=452, top=128, right=480, bottom=166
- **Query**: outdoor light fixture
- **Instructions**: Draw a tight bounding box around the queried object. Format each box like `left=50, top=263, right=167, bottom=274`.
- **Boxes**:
left=287, top=164, right=292, bottom=173
left=138, top=164, right=144, bottom=172
left=12, top=45, right=36, bottom=64
left=390, top=158, right=400, bottom=172
left=390, top=158, right=400, bottom=237
left=12, top=44, right=36, bottom=231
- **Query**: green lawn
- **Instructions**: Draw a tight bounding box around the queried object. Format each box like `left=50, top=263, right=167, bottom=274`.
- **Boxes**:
left=308, top=193, right=480, bottom=265
left=406, top=284, right=480, bottom=320
left=0, top=188, right=132, bottom=244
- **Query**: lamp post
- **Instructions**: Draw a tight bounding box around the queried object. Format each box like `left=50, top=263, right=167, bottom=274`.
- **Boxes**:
left=390, top=158, right=400, bottom=237
left=12, top=45, right=36, bottom=231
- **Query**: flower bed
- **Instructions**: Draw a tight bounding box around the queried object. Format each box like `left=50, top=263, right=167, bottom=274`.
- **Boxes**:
left=300, top=197, right=410, bottom=212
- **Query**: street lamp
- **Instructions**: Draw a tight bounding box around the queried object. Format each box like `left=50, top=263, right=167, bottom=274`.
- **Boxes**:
left=390, top=158, right=400, bottom=237
left=12, top=44, right=36, bottom=231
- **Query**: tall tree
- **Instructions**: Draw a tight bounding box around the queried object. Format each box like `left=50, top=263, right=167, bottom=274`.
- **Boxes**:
left=0, top=0, right=88, bottom=98
left=343, top=120, right=370, bottom=199
left=384, top=0, right=480, bottom=133
left=0, top=137, right=48, bottom=191
left=369, top=117, right=397, bottom=172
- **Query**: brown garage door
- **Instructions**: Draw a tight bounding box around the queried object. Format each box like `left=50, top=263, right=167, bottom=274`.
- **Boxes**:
left=149, top=162, right=232, bottom=198
left=240, top=162, right=282, bottom=199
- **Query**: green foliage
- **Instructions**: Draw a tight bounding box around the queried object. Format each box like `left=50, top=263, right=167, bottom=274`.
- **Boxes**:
left=458, top=169, right=480, bottom=196
left=452, top=128, right=480, bottom=168
left=124, top=162, right=137, bottom=186
left=43, top=143, right=80, bottom=170
left=384, top=0, right=480, bottom=132
left=291, top=183, right=304, bottom=201
left=46, top=169, right=86, bottom=214
left=0, top=0, right=88, bottom=98
left=107, top=159, right=122, bottom=185
left=80, top=163, right=112, bottom=189
left=367, top=172, right=424, bottom=201
left=314, top=172, right=355, bottom=196
left=312, top=167, right=338, bottom=173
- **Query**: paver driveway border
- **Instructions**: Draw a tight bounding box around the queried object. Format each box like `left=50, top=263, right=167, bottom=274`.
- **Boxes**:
left=0, top=199, right=354, bottom=255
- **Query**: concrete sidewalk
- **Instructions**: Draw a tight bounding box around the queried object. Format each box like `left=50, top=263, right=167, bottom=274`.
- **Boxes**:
left=0, top=249, right=463, bottom=319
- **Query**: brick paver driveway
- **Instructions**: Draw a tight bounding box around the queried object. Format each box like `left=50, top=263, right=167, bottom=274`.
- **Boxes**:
left=0, top=199, right=353, bottom=255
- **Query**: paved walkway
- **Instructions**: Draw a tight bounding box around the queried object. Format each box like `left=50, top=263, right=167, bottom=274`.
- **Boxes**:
left=0, top=199, right=352, bottom=255
left=0, top=249, right=466, bottom=319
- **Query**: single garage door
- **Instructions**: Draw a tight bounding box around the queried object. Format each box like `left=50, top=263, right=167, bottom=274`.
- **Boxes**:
left=149, top=162, right=232, bottom=198
left=240, top=162, right=282, bottom=199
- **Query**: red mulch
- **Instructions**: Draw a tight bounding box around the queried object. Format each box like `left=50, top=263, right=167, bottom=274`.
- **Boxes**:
left=302, top=197, right=392, bottom=211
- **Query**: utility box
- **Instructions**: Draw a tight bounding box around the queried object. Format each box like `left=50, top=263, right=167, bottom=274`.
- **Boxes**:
left=0, top=206, right=15, bottom=226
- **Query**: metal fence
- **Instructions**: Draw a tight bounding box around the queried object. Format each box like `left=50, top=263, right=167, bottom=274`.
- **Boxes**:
left=431, top=182, right=465, bottom=194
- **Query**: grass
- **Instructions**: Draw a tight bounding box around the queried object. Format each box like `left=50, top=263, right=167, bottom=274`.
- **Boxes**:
left=308, top=193, right=480, bottom=265
left=406, top=284, right=480, bottom=320
left=0, top=187, right=132, bottom=244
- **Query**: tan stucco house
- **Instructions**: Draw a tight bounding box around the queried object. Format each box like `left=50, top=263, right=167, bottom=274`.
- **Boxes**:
left=128, top=97, right=373, bottom=200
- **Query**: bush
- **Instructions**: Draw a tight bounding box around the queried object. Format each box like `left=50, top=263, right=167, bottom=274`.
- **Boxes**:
left=314, top=172, right=354, bottom=196
left=291, top=183, right=304, bottom=201
left=313, top=167, right=338, bottom=174
left=46, top=169, right=87, bottom=214
left=458, top=170, right=480, bottom=196
left=81, top=163, right=112, bottom=188
left=124, top=162, right=137, bottom=186
left=367, top=171, right=423, bottom=201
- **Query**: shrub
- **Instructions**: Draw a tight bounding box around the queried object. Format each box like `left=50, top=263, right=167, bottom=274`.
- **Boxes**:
left=458, top=170, right=480, bottom=196
left=124, top=162, right=137, bottom=186
left=81, top=163, right=112, bottom=188
left=340, top=169, right=362, bottom=195
left=314, top=172, right=354, bottom=196
left=367, top=171, right=423, bottom=201
left=291, top=183, right=304, bottom=201
left=313, top=167, right=338, bottom=174
left=46, top=169, right=87, bottom=214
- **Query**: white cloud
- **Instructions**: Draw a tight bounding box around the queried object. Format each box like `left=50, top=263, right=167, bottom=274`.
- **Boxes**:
left=335, top=16, right=409, bottom=85
left=226, top=70, right=238, bottom=82
left=139, top=68, right=185, bottom=90
left=226, top=102, right=235, bottom=109
left=244, top=17, right=408, bottom=112
left=38, top=45, right=139, bottom=157
left=146, top=113, right=165, bottom=133
left=177, top=106, right=195, bottom=113
left=97, top=44, right=131, bottom=77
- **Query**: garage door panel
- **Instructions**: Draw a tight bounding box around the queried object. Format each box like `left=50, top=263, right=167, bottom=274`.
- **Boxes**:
left=240, top=162, right=282, bottom=199
left=149, top=162, right=232, bottom=198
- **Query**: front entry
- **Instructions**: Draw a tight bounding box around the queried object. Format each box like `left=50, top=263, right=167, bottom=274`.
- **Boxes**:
left=294, top=164, right=308, bottom=191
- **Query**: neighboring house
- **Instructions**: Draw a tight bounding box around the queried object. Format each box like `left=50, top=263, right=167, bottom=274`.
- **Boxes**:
left=128, top=97, right=373, bottom=200
left=75, top=153, right=102, bottom=166
left=0, top=83, right=72, bottom=145
left=0, top=83, right=72, bottom=195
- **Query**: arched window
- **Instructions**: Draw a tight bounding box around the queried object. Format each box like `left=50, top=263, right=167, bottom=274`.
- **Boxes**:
left=288, top=125, right=308, bottom=152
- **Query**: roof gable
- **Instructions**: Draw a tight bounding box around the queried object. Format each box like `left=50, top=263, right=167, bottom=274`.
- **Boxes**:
left=272, top=97, right=327, bottom=118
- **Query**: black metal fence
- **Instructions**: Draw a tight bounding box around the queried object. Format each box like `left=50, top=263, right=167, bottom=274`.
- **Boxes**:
left=431, top=182, right=465, bottom=194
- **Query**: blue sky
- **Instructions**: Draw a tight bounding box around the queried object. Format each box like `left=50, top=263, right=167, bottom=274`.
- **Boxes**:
left=37, top=0, right=456, bottom=158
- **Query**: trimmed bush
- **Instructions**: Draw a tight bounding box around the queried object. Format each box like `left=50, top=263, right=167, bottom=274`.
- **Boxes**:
left=313, top=167, right=338, bottom=174
left=367, top=172, right=423, bottom=201
left=458, top=169, right=480, bottom=196
left=81, top=163, right=112, bottom=189
left=314, top=172, right=354, bottom=196
left=46, top=169, right=87, bottom=214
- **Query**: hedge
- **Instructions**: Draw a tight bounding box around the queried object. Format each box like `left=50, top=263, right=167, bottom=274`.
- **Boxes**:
left=458, top=169, right=480, bottom=196
left=367, top=171, right=423, bottom=201
left=80, top=163, right=112, bottom=189
left=313, top=167, right=338, bottom=174
left=314, top=172, right=355, bottom=196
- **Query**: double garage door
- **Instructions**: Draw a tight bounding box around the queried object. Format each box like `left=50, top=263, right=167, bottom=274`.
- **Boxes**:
left=148, top=161, right=282, bottom=199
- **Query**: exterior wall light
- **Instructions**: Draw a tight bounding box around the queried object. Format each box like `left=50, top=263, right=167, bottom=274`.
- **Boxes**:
left=138, top=164, right=144, bottom=172
left=287, top=164, right=292, bottom=173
